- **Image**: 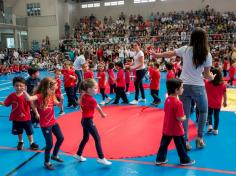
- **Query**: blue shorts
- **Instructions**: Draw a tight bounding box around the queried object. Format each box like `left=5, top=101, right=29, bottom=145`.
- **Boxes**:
left=12, top=121, right=33, bottom=136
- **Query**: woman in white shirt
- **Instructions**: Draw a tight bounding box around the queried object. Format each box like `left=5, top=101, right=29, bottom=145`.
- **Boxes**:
left=129, top=41, right=146, bottom=105
left=150, top=28, right=215, bottom=150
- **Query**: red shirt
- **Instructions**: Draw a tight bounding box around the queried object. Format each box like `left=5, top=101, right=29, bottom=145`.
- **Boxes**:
left=4, top=92, right=31, bottom=121
left=229, top=66, right=235, bottom=78
left=116, top=69, right=125, bottom=87
left=81, top=94, right=97, bottom=118
left=205, top=81, right=226, bottom=109
left=97, top=49, right=103, bottom=59
left=36, top=94, right=56, bottom=127
left=84, top=70, right=94, bottom=80
left=108, top=69, right=115, bottom=84
left=97, top=71, right=106, bottom=88
left=166, top=70, right=175, bottom=80
left=55, top=77, right=62, bottom=98
left=223, top=60, right=228, bottom=70
left=149, top=68, right=160, bottom=90
left=62, top=69, right=77, bottom=88
left=125, top=70, right=131, bottom=84
left=163, top=96, right=185, bottom=136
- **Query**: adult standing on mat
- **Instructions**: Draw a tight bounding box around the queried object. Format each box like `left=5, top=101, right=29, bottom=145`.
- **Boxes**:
left=129, top=41, right=146, bottom=105
left=150, top=27, right=215, bottom=150
left=73, top=50, right=87, bottom=92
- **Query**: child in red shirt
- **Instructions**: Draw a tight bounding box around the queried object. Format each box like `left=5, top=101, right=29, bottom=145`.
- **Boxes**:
left=0, top=77, right=39, bottom=151
left=82, top=63, right=94, bottom=80
left=125, top=59, right=132, bottom=94
left=228, top=61, right=235, bottom=87
left=205, top=68, right=227, bottom=135
left=112, top=62, right=129, bottom=104
left=149, top=62, right=161, bottom=105
left=97, top=64, right=111, bottom=105
left=62, top=61, right=78, bottom=108
left=155, top=78, right=195, bottom=166
left=55, top=69, right=64, bottom=115
left=108, top=62, right=116, bottom=94
left=24, top=77, right=64, bottom=170
left=74, top=79, right=112, bottom=165
left=223, top=58, right=229, bottom=77
left=165, top=62, right=175, bottom=80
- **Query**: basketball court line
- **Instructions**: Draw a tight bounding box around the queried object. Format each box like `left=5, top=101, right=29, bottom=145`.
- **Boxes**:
left=1, top=145, right=236, bottom=175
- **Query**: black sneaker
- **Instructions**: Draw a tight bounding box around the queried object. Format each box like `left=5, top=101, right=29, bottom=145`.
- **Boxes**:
left=51, top=156, right=64, bottom=163
left=44, top=162, right=55, bottom=170
left=30, top=142, right=39, bottom=150
left=155, top=159, right=168, bottom=165
left=180, top=159, right=195, bottom=166
left=17, top=142, right=24, bottom=150
left=58, top=111, right=65, bottom=116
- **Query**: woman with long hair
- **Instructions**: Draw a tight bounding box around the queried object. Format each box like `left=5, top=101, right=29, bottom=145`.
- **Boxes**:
left=150, top=27, right=215, bottom=150
left=129, top=40, right=146, bottom=105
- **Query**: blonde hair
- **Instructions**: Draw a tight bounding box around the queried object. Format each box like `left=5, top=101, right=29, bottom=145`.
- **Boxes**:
left=35, top=77, right=56, bottom=109
left=79, top=79, right=97, bottom=92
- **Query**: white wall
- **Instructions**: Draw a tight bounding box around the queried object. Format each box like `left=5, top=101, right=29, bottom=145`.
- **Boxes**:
left=70, top=0, right=236, bottom=22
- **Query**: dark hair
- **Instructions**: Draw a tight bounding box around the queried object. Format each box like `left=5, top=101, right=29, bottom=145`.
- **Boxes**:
left=134, top=40, right=141, bottom=47
left=165, top=62, right=173, bottom=70
left=153, top=62, right=160, bottom=68
left=108, top=62, right=115, bottom=69
left=166, top=78, right=183, bottom=95
left=190, top=27, right=209, bottom=68
left=28, top=67, right=39, bottom=76
left=115, top=61, right=124, bottom=69
left=13, top=76, right=26, bottom=86
left=210, top=68, right=223, bottom=86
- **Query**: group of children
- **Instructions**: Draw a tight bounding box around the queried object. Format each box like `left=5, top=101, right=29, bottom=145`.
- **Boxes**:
left=0, top=64, right=29, bottom=75
left=0, top=53, right=234, bottom=170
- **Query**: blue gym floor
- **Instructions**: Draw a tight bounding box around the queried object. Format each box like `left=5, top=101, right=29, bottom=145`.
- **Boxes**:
left=0, top=71, right=235, bottom=176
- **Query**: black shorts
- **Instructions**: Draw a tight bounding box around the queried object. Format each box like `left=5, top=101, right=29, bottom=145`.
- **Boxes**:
left=12, top=121, right=33, bottom=136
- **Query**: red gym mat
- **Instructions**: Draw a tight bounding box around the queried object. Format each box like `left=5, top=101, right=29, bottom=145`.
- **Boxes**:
left=102, top=82, right=149, bottom=94
left=57, top=106, right=197, bottom=159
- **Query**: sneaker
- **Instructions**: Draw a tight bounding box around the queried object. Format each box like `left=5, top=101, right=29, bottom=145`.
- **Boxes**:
left=180, top=160, right=195, bottom=166
left=73, top=154, right=87, bottom=162
left=155, top=159, right=168, bottom=165
left=130, top=100, right=139, bottom=105
left=207, top=125, right=213, bottom=134
left=51, top=155, right=64, bottom=163
left=30, top=142, right=39, bottom=150
left=196, top=137, right=206, bottom=149
left=67, top=105, right=73, bottom=108
left=44, top=162, right=55, bottom=170
left=97, top=158, right=112, bottom=165
left=105, top=97, right=112, bottom=104
left=139, top=98, right=146, bottom=102
left=186, top=142, right=192, bottom=151
left=213, top=130, right=218, bottom=135
left=100, top=101, right=106, bottom=106
left=17, top=142, right=24, bottom=150
left=58, top=111, right=65, bottom=116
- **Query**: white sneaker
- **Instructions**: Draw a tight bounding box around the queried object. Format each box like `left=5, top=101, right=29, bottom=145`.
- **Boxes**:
left=97, top=158, right=112, bottom=165
left=130, top=100, right=139, bottom=105
left=139, top=98, right=146, bottom=102
left=100, top=101, right=106, bottom=106
left=73, top=155, right=87, bottom=162
left=105, top=97, right=112, bottom=104
left=213, top=130, right=218, bottom=135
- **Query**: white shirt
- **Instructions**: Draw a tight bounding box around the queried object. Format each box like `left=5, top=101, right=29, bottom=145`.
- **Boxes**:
left=73, top=55, right=86, bottom=70
left=133, top=50, right=145, bottom=70
left=175, top=46, right=212, bottom=86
